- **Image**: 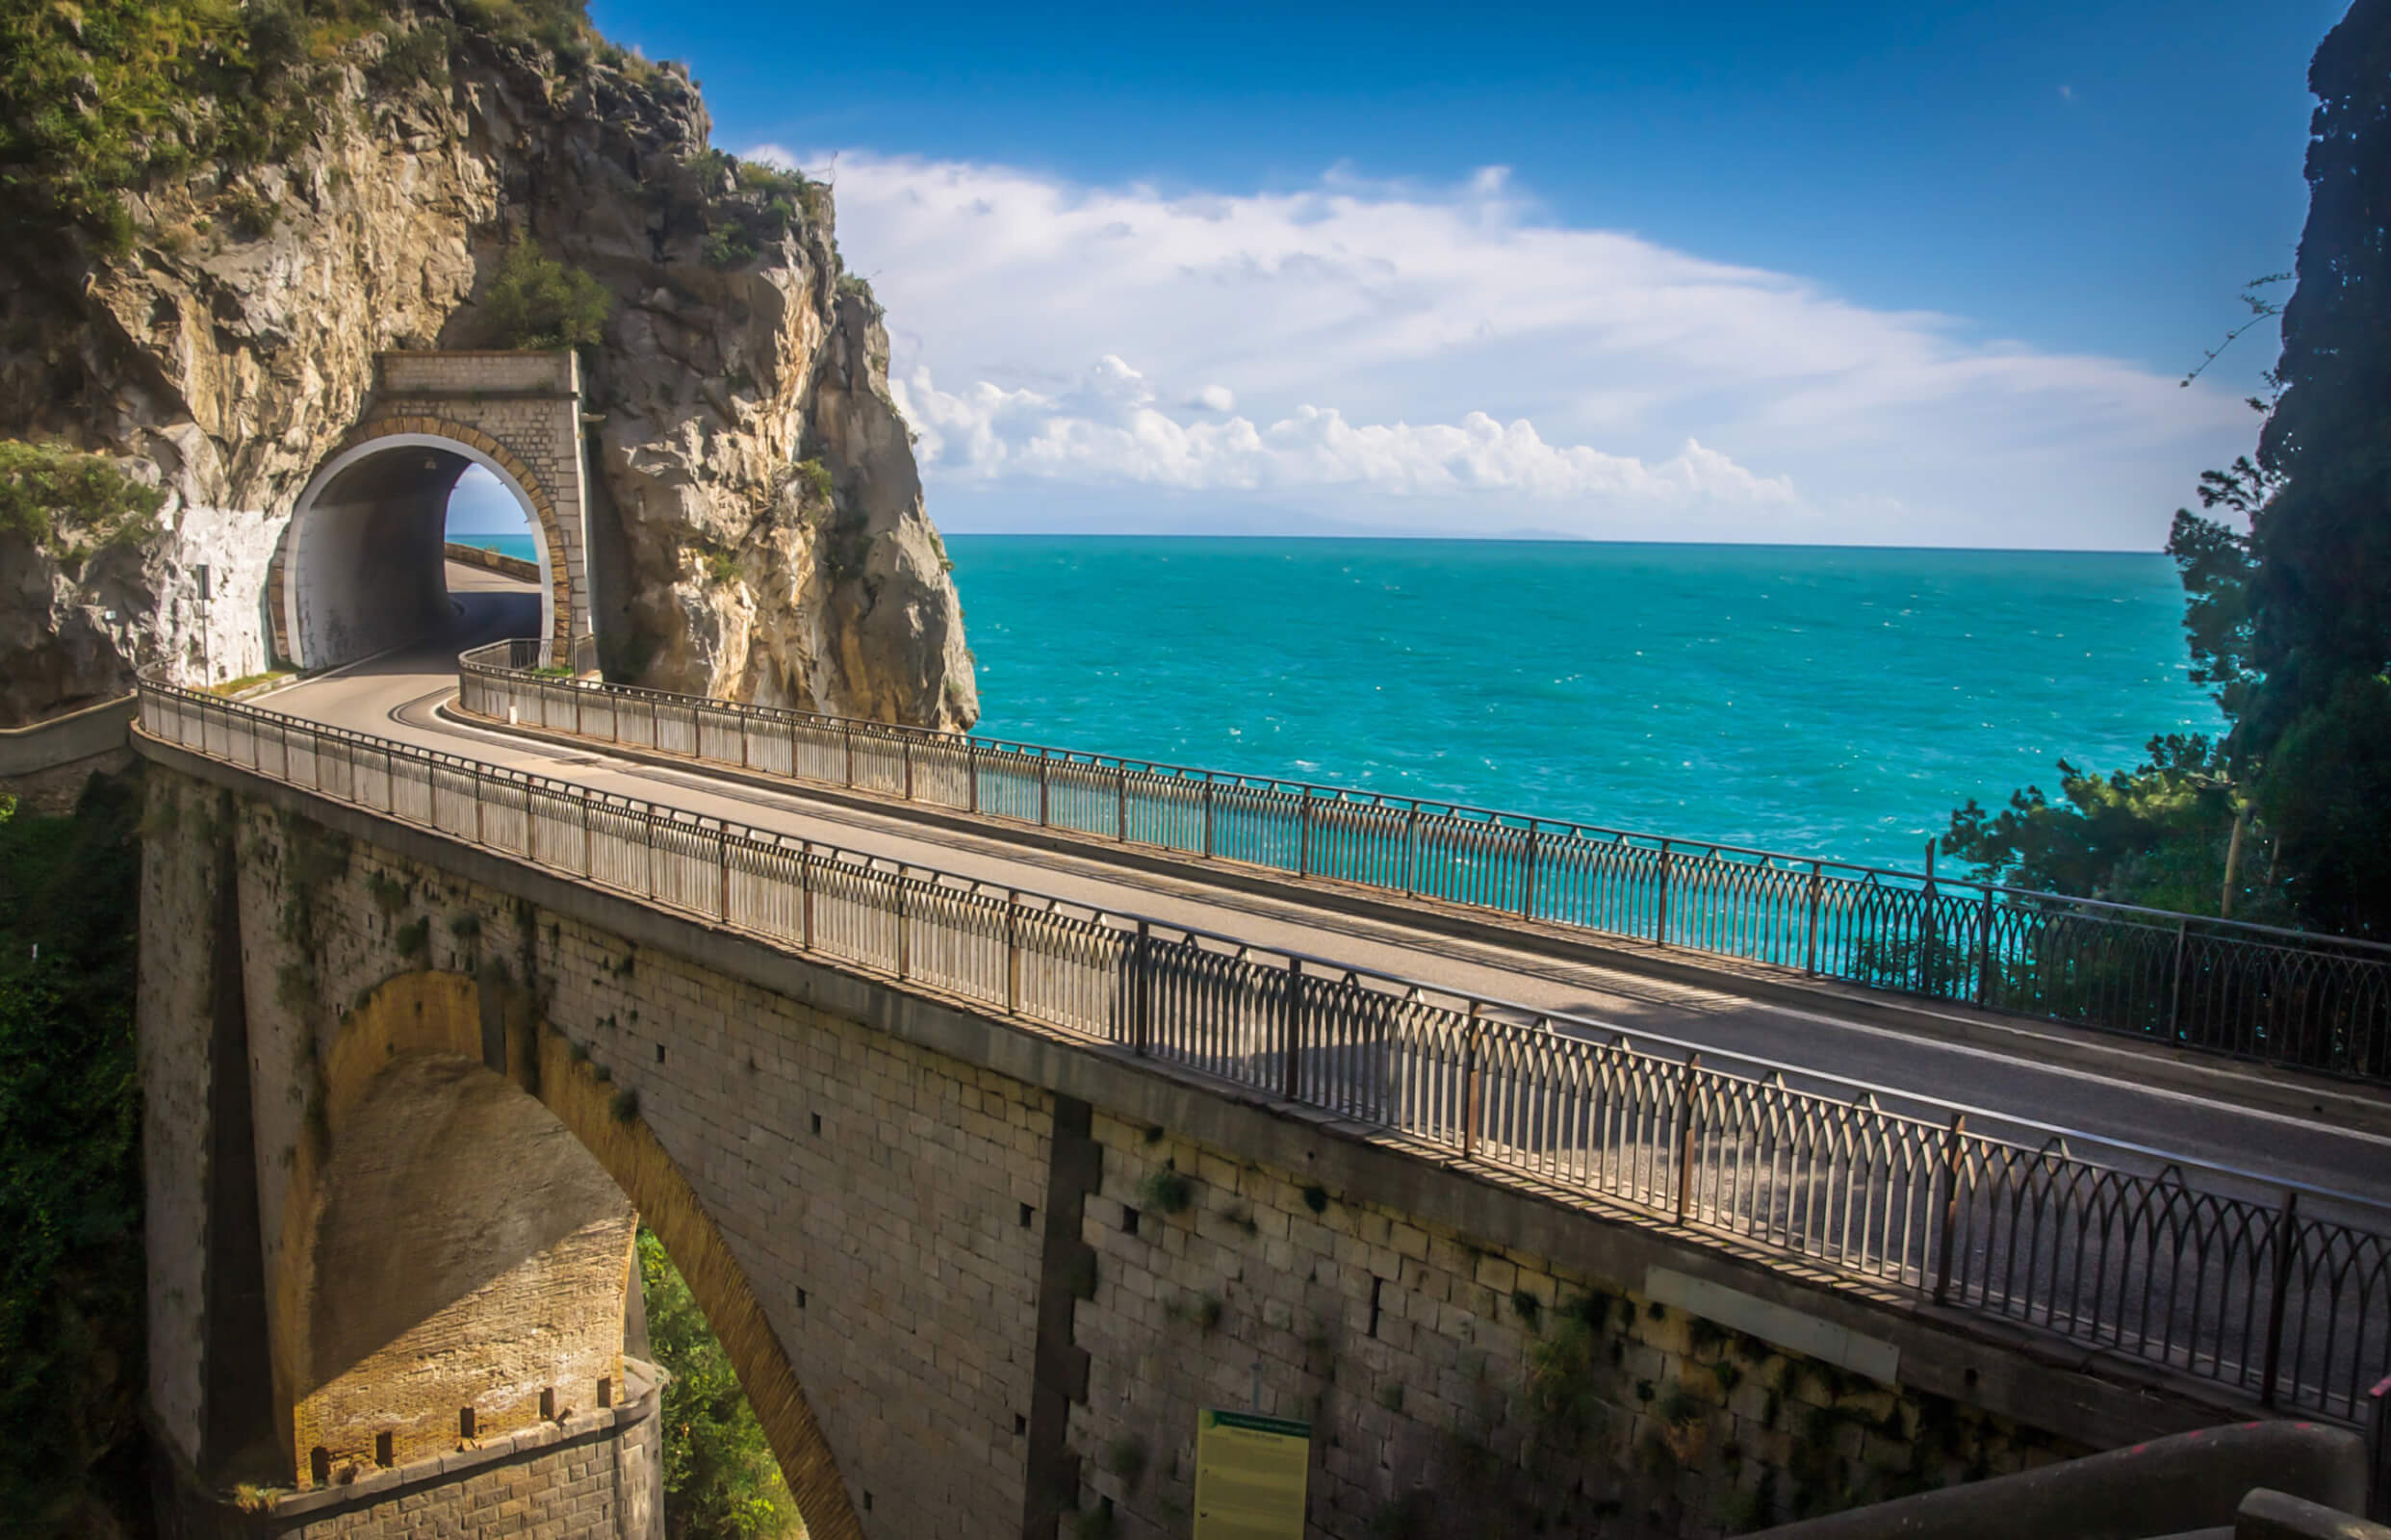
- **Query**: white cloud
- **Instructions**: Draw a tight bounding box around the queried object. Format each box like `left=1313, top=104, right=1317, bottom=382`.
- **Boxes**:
left=761, top=146, right=2251, bottom=546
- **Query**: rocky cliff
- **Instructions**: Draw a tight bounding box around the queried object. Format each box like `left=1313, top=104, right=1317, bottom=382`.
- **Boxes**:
left=0, top=0, right=976, bottom=730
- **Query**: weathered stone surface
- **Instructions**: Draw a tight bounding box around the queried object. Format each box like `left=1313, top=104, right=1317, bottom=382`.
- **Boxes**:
left=0, top=14, right=974, bottom=729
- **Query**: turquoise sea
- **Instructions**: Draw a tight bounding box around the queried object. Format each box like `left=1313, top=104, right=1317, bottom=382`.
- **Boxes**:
left=450, top=531, right=540, bottom=561
left=946, top=537, right=2223, bottom=876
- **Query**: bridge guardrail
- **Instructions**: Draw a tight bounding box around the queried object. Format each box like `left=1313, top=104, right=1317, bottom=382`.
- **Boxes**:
left=140, top=673, right=2391, bottom=1422
left=458, top=642, right=2391, bottom=1088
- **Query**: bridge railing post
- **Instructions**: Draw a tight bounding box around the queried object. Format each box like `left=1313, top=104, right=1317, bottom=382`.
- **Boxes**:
left=1933, top=1112, right=1967, bottom=1305
left=1673, top=1053, right=1702, bottom=1225
left=1805, top=861, right=1823, bottom=975
left=1131, top=920, right=1151, bottom=1056
left=1202, top=779, right=1215, bottom=860
left=1281, top=958, right=1303, bottom=1102
left=967, top=739, right=980, bottom=814
left=1038, top=756, right=1049, bottom=826
left=902, top=736, right=913, bottom=802
left=1655, top=840, right=1672, bottom=946
left=1404, top=806, right=1420, bottom=898
left=1461, top=1006, right=1481, bottom=1159
left=1116, top=764, right=1126, bottom=843
left=800, top=843, right=814, bottom=951
left=843, top=721, right=855, bottom=787
left=1004, top=889, right=1020, bottom=1014
left=893, top=870, right=909, bottom=981
left=1519, top=824, right=1537, bottom=920
left=1297, top=795, right=1311, bottom=879
left=1977, top=885, right=1997, bottom=1008
left=718, top=827, right=732, bottom=924
left=2260, top=1187, right=2301, bottom=1408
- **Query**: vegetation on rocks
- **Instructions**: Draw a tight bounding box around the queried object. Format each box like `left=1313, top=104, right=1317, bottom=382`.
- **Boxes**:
left=486, top=235, right=613, bottom=350
left=0, top=773, right=147, bottom=1537
left=0, top=0, right=607, bottom=253
left=0, top=441, right=165, bottom=569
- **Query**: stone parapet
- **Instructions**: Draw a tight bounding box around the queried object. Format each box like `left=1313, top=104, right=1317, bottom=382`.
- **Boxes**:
left=154, top=1362, right=663, bottom=1540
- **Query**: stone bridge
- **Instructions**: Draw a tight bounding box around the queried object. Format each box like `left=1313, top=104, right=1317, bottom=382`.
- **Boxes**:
left=132, top=701, right=2296, bottom=1540
left=269, top=351, right=593, bottom=672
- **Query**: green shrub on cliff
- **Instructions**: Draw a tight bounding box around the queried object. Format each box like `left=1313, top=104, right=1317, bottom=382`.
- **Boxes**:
left=636, top=1227, right=804, bottom=1540
left=0, top=0, right=597, bottom=249
left=486, top=236, right=612, bottom=349
left=0, top=440, right=166, bottom=568
left=0, top=773, right=146, bottom=1536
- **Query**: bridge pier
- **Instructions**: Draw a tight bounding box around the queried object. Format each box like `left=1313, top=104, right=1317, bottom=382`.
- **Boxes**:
left=137, top=741, right=2301, bottom=1540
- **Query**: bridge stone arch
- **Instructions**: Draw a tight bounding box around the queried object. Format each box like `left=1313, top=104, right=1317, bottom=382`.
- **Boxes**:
left=285, top=969, right=860, bottom=1539
left=272, top=352, right=593, bottom=670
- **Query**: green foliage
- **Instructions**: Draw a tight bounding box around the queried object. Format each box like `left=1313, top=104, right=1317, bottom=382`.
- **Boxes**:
left=368, top=16, right=453, bottom=89
left=0, top=0, right=447, bottom=244
left=1136, top=1165, right=1192, bottom=1216
left=394, top=914, right=430, bottom=960
left=636, top=1229, right=804, bottom=1540
left=1524, top=1295, right=1610, bottom=1452
left=2224, top=5, right=2391, bottom=936
left=609, top=1086, right=639, bottom=1123
left=699, top=154, right=820, bottom=270
left=1299, top=1183, right=1329, bottom=1215
left=2253, top=672, right=2391, bottom=930
left=1941, top=734, right=2285, bottom=919
left=484, top=236, right=612, bottom=350
left=453, top=0, right=591, bottom=58
left=0, top=772, right=146, bottom=1533
left=794, top=457, right=833, bottom=506
left=0, top=441, right=164, bottom=569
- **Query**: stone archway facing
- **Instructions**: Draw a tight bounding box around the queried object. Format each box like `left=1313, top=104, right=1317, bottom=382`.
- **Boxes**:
left=281, top=427, right=568, bottom=669
left=287, top=970, right=862, bottom=1540
left=270, top=351, right=592, bottom=670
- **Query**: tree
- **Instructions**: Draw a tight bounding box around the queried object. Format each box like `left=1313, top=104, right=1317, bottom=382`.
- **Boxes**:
left=636, top=1229, right=804, bottom=1540
left=2235, top=0, right=2391, bottom=935
left=1945, top=4, right=2391, bottom=937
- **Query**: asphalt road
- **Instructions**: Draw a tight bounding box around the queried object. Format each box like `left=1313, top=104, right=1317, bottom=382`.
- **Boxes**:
left=253, top=574, right=2391, bottom=1214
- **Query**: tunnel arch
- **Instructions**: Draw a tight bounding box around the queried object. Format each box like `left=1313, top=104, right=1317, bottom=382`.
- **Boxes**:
left=280, top=970, right=861, bottom=1540
left=281, top=424, right=568, bottom=669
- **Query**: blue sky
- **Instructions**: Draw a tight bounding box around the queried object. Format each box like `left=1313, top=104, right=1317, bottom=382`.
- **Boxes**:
left=502, top=0, right=2341, bottom=548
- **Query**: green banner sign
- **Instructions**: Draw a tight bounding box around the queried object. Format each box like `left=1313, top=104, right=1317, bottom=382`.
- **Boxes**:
left=1194, top=1407, right=1312, bottom=1540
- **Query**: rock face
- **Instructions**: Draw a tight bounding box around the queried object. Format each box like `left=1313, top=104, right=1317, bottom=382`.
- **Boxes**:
left=0, top=10, right=975, bottom=730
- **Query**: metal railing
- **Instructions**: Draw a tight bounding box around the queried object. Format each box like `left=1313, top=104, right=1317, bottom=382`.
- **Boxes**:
left=141, top=673, right=2391, bottom=1421
left=456, top=643, right=2391, bottom=1086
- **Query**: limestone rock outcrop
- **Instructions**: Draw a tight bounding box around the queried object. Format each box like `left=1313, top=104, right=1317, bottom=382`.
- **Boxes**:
left=0, top=9, right=975, bottom=729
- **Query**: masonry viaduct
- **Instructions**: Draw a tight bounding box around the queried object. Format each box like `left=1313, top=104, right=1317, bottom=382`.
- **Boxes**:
left=133, top=716, right=2293, bottom=1540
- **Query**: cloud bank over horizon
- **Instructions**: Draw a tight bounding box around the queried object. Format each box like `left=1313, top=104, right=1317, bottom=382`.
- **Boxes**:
left=754, top=147, right=2253, bottom=548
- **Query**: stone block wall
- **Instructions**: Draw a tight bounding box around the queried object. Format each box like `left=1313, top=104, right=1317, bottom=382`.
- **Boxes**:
left=1062, top=1114, right=2079, bottom=1540
left=160, top=1364, right=664, bottom=1540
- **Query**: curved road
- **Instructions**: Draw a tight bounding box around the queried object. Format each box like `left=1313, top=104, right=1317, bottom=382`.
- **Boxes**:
left=250, top=571, right=2391, bottom=1215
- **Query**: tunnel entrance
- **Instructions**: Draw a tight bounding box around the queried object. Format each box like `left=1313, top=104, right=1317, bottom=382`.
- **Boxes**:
left=282, top=434, right=554, bottom=671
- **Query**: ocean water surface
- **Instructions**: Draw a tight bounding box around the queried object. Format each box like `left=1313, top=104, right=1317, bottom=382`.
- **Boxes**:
left=448, top=531, right=540, bottom=562
left=946, top=537, right=2222, bottom=876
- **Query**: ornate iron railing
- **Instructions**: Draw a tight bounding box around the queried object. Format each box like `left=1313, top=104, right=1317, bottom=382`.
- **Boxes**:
left=141, top=673, right=2391, bottom=1421
left=455, top=643, right=2391, bottom=1086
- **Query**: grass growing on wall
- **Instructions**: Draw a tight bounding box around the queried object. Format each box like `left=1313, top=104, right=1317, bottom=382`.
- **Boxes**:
left=0, top=772, right=147, bottom=1536
left=637, top=1227, right=807, bottom=1540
